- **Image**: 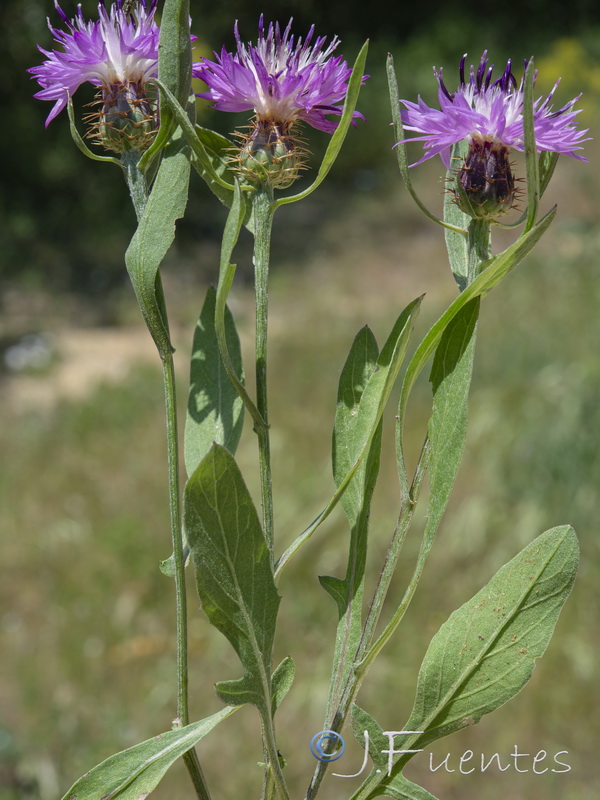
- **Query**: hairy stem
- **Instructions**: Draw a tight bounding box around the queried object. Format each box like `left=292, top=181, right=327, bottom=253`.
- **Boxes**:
left=122, top=150, right=149, bottom=221
left=123, top=156, right=210, bottom=800
left=307, top=220, right=492, bottom=800
left=162, top=354, right=211, bottom=800
left=304, top=440, right=429, bottom=800
left=252, top=187, right=276, bottom=556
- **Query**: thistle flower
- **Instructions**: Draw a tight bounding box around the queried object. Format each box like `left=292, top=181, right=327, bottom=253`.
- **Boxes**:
left=400, top=52, right=589, bottom=218
left=194, top=16, right=366, bottom=187
left=29, top=1, right=181, bottom=152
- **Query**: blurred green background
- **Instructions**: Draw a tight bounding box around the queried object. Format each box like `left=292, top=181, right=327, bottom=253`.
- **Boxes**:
left=1, top=1, right=598, bottom=799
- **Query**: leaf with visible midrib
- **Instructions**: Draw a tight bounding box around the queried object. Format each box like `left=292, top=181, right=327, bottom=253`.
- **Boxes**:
left=350, top=524, right=580, bottom=800
left=395, top=205, right=556, bottom=497
left=60, top=706, right=236, bottom=800
left=405, top=526, right=578, bottom=747
left=184, top=444, right=280, bottom=711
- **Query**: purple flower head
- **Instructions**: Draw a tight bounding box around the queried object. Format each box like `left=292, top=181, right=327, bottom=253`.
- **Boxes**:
left=29, top=1, right=163, bottom=128
left=400, top=52, right=589, bottom=168
left=194, top=16, right=366, bottom=134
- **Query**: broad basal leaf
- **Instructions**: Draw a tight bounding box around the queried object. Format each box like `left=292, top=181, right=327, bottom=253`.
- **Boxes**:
left=184, top=444, right=280, bottom=711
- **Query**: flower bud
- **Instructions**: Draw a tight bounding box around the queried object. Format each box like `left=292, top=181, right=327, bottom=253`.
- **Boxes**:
left=452, top=136, right=516, bottom=219
left=236, top=120, right=304, bottom=189
left=95, top=81, right=157, bottom=153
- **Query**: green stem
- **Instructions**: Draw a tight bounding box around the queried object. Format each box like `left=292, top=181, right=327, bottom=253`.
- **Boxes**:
left=122, top=150, right=149, bottom=221
left=260, top=708, right=290, bottom=800
left=358, top=437, right=430, bottom=660
left=123, top=156, right=210, bottom=800
left=304, top=440, right=430, bottom=800
left=252, top=187, right=276, bottom=555
left=467, top=218, right=493, bottom=283
left=162, top=354, right=211, bottom=800
left=308, top=219, right=491, bottom=800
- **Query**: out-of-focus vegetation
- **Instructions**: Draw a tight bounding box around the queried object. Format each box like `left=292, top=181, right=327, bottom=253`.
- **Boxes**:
left=1, top=1, right=599, bottom=799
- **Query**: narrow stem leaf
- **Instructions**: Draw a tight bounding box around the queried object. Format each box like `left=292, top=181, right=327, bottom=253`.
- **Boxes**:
left=276, top=297, right=421, bottom=577
left=388, top=54, right=466, bottom=236
left=523, top=58, right=540, bottom=233
left=59, top=707, right=237, bottom=800
left=274, top=41, right=369, bottom=207
left=214, top=182, right=266, bottom=428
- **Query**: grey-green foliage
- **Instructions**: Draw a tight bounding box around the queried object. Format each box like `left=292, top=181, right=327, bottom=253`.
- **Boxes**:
left=124, top=0, right=194, bottom=355
left=362, top=297, right=481, bottom=671
left=320, top=324, right=382, bottom=615
left=425, top=298, right=479, bottom=551
left=333, top=325, right=382, bottom=528
left=442, top=140, right=471, bottom=291
left=184, top=286, right=244, bottom=477
left=280, top=298, right=421, bottom=576
left=319, top=326, right=382, bottom=721
left=184, top=444, right=280, bottom=711
left=406, top=526, right=578, bottom=745
left=351, top=526, right=579, bottom=799
left=59, top=706, right=236, bottom=800
left=395, top=204, right=556, bottom=497
left=124, top=133, right=191, bottom=354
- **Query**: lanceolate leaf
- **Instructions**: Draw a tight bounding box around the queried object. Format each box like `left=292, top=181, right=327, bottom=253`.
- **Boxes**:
left=354, top=526, right=578, bottom=799
left=363, top=299, right=481, bottom=686
left=271, top=656, right=296, bottom=713
left=387, top=53, right=462, bottom=238
left=276, top=298, right=421, bottom=576
left=184, top=444, right=280, bottom=712
left=139, top=0, right=194, bottom=168
left=274, top=41, right=369, bottom=207
left=60, top=706, right=236, bottom=800
left=350, top=706, right=441, bottom=799
left=333, top=325, right=381, bottom=527
left=351, top=704, right=388, bottom=772
left=321, top=324, right=382, bottom=613
left=320, top=327, right=382, bottom=722
left=443, top=140, right=471, bottom=291
left=184, top=286, right=244, bottom=477
left=124, top=131, right=191, bottom=355
left=407, top=525, right=578, bottom=745
left=214, top=181, right=264, bottom=427
left=396, top=205, right=556, bottom=497
left=424, top=297, right=479, bottom=552
left=522, top=58, right=540, bottom=233
left=377, top=776, right=440, bottom=800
